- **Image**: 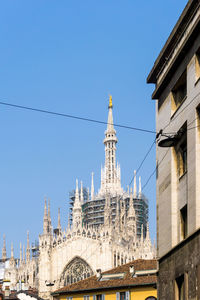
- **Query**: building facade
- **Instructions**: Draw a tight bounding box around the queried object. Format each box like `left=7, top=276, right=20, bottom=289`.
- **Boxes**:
left=147, top=1, right=200, bottom=299
left=1, top=97, right=155, bottom=299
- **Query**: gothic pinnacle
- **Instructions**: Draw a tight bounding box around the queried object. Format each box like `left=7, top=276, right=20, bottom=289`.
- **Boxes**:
left=91, top=172, right=94, bottom=200
left=74, top=179, right=80, bottom=208
left=139, top=176, right=142, bottom=197
left=57, top=208, right=61, bottom=231
left=20, top=242, right=22, bottom=264
left=2, top=234, right=6, bottom=260
left=48, top=198, right=51, bottom=223
left=133, top=170, right=137, bottom=198
left=23, top=245, right=25, bottom=262
left=80, top=181, right=84, bottom=204
left=27, top=231, right=30, bottom=249
left=11, top=242, right=14, bottom=258
left=44, top=197, right=47, bottom=218
left=26, top=231, right=30, bottom=261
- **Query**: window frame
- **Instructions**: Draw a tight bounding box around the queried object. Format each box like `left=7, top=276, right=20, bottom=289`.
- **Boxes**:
left=195, top=48, right=200, bottom=82
left=171, top=70, right=187, bottom=115
left=180, top=204, right=188, bottom=240
left=174, top=123, right=187, bottom=179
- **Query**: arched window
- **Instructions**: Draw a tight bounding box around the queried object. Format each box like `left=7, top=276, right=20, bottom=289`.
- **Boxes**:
left=59, top=256, right=93, bottom=286
left=145, top=297, right=157, bottom=300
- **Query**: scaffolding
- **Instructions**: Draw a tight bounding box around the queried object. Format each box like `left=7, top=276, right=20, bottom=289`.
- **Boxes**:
left=69, top=190, right=148, bottom=239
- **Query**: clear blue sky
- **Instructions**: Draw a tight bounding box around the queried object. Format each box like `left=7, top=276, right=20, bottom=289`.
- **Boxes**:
left=0, top=0, right=188, bottom=257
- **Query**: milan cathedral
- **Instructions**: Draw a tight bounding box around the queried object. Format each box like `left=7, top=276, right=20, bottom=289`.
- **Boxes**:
left=0, top=96, right=155, bottom=299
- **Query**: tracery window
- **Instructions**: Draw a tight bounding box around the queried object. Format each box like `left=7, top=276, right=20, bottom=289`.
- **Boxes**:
left=60, top=256, right=93, bottom=286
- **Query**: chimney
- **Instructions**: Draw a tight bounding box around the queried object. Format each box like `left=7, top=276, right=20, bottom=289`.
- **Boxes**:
left=96, top=269, right=101, bottom=279
left=129, top=265, right=135, bottom=276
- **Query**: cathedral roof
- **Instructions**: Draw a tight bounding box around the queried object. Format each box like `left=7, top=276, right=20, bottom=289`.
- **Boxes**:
left=52, top=259, right=157, bottom=295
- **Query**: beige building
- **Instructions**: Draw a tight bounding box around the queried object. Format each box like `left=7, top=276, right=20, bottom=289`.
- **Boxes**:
left=147, top=0, right=200, bottom=299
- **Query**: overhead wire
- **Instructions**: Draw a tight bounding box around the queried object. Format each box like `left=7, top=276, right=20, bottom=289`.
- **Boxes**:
left=129, top=138, right=156, bottom=186
left=142, top=148, right=170, bottom=191
left=0, top=100, right=177, bottom=194
left=0, top=100, right=157, bottom=134
left=138, top=91, right=200, bottom=192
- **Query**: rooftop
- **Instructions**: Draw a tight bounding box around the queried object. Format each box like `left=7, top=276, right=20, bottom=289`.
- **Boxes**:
left=52, top=259, right=157, bottom=295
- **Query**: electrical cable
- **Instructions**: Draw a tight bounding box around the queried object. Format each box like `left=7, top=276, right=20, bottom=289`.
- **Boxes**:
left=129, top=138, right=156, bottom=186
left=0, top=100, right=157, bottom=135
left=142, top=148, right=170, bottom=191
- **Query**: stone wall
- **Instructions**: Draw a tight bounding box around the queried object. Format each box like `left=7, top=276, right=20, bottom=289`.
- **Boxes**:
left=158, top=229, right=200, bottom=300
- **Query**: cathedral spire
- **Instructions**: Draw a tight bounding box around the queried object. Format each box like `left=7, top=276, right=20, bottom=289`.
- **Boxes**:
left=26, top=231, right=30, bottom=262
left=74, top=179, right=79, bottom=206
left=127, top=189, right=136, bottom=236
left=2, top=234, right=6, bottom=260
left=100, top=95, right=121, bottom=195
left=146, top=222, right=150, bottom=241
left=91, top=172, right=94, bottom=200
left=11, top=242, right=14, bottom=259
left=139, top=176, right=142, bottom=198
left=133, top=170, right=137, bottom=198
left=80, top=181, right=84, bottom=204
left=57, top=208, right=61, bottom=232
left=73, top=179, right=82, bottom=229
left=107, top=95, right=114, bottom=131
left=23, top=244, right=25, bottom=262
left=48, top=198, right=52, bottom=228
left=20, top=242, right=22, bottom=265
left=127, top=189, right=136, bottom=219
left=43, top=197, right=49, bottom=234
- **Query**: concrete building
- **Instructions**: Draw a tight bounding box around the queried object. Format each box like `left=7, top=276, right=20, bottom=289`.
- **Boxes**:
left=147, top=0, right=200, bottom=299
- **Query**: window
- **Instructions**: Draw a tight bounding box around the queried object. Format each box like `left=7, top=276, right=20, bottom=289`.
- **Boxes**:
left=196, top=48, right=200, bottom=81
left=180, top=204, right=188, bottom=240
left=67, top=297, right=73, bottom=300
left=171, top=70, right=187, bottom=113
left=116, top=291, right=129, bottom=300
left=93, top=295, right=105, bottom=300
left=84, top=296, right=90, bottom=300
left=175, top=274, right=184, bottom=300
left=178, top=140, right=187, bottom=176
left=175, top=123, right=187, bottom=178
left=145, top=297, right=157, bottom=300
